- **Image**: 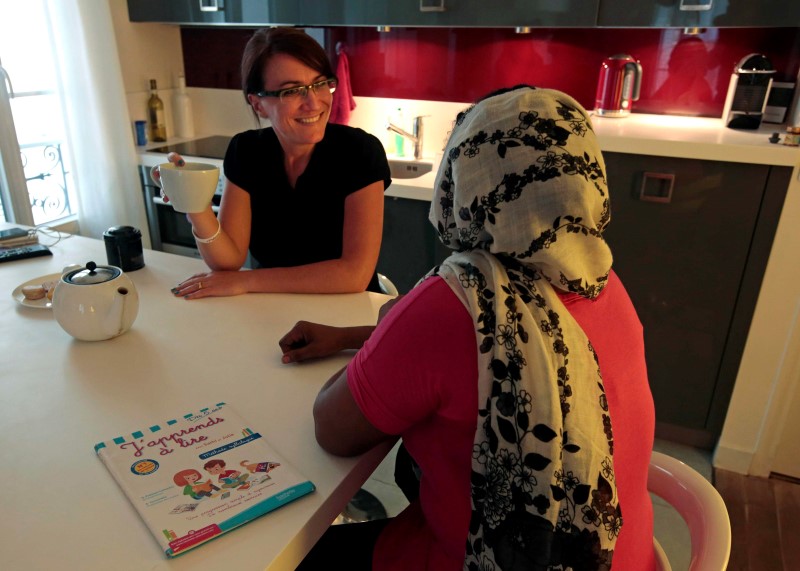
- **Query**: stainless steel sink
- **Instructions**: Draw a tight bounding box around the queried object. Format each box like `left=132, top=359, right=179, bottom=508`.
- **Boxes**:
left=388, top=158, right=433, bottom=179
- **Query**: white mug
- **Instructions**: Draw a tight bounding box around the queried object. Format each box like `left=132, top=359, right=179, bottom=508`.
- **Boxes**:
left=150, top=162, right=219, bottom=213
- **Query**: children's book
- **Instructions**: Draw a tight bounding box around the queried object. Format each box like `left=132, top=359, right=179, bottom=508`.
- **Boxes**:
left=94, top=402, right=315, bottom=557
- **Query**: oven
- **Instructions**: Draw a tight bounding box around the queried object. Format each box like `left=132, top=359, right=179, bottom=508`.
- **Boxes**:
left=139, top=136, right=229, bottom=259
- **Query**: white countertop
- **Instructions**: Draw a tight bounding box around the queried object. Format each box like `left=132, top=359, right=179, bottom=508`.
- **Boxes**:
left=589, top=113, right=798, bottom=166
left=0, top=227, right=392, bottom=571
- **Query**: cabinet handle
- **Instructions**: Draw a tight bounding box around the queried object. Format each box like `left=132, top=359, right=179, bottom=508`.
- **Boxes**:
left=679, top=0, right=713, bottom=11
left=639, top=172, right=675, bottom=203
left=420, top=0, right=446, bottom=12
left=199, top=0, right=222, bottom=12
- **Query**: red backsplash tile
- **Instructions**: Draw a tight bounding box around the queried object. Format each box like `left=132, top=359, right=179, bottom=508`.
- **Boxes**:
left=182, top=26, right=800, bottom=118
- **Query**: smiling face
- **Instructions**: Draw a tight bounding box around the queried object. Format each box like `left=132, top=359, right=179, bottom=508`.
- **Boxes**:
left=247, top=53, right=332, bottom=155
left=206, top=464, right=224, bottom=475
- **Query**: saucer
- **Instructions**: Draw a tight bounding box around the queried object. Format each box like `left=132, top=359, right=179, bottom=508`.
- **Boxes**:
left=11, top=272, right=61, bottom=309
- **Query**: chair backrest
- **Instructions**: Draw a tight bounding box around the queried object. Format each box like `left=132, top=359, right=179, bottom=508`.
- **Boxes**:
left=648, top=451, right=731, bottom=571
left=377, top=273, right=399, bottom=296
left=652, top=536, right=672, bottom=571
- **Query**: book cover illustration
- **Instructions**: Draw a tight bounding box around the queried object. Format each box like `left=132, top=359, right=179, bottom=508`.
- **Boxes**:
left=94, top=402, right=315, bottom=557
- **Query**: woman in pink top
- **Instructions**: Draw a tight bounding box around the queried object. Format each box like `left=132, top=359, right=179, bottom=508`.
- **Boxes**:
left=284, top=86, right=655, bottom=570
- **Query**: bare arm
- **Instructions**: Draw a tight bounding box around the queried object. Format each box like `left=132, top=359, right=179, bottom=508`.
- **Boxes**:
left=244, top=180, right=385, bottom=293
left=162, top=151, right=251, bottom=270
left=313, top=366, right=395, bottom=456
left=188, top=179, right=252, bottom=270
left=292, top=297, right=407, bottom=455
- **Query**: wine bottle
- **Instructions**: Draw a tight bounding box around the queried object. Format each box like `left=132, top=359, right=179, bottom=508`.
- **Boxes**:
left=147, top=79, right=167, bottom=142
left=173, top=74, right=195, bottom=138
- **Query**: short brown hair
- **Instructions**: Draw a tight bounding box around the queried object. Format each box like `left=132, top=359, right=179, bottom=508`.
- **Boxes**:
left=241, top=27, right=335, bottom=101
left=204, top=459, right=225, bottom=470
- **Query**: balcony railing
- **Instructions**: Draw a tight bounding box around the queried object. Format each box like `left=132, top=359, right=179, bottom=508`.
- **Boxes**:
left=21, top=141, right=73, bottom=224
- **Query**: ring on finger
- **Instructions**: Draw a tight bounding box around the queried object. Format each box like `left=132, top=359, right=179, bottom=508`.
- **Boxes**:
left=198, top=281, right=204, bottom=290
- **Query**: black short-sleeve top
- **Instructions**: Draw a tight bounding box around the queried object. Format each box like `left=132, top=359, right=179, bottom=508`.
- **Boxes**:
left=223, top=123, right=391, bottom=272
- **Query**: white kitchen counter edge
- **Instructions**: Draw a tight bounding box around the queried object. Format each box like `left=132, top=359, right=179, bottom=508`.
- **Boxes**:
left=590, top=113, right=798, bottom=166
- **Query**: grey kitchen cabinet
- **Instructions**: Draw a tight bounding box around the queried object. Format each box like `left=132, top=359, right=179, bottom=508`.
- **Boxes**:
left=597, top=0, right=800, bottom=28
left=601, top=152, right=790, bottom=447
left=126, top=0, right=301, bottom=26
left=127, top=0, right=601, bottom=28
left=377, top=196, right=450, bottom=294
left=293, top=0, right=600, bottom=28
left=128, top=0, right=798, bottom=27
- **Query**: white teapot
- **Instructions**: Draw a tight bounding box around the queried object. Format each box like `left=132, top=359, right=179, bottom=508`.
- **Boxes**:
left=52, top=261, right=139, bottom=341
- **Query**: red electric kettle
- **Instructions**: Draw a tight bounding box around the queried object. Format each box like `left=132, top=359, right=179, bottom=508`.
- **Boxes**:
left=595, top=54, right=643, bottom=117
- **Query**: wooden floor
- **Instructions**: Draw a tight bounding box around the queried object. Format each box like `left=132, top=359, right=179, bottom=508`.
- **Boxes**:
left=714, top=468, right=800, bottom=570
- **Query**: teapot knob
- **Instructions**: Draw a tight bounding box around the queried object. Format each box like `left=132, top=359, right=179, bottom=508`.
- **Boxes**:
left=86, top=261, right=97, bottom=274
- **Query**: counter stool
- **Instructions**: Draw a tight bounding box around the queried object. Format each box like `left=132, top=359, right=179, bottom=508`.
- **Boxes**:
left=334, top=488, right=388, bottom=524
left=377, top=273, right=399, bottom=296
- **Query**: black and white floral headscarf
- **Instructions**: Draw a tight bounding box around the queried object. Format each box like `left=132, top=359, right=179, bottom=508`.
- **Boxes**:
left=430, top=86, right=620, bottom=570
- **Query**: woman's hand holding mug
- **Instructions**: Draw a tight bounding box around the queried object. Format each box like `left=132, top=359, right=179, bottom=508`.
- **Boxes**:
left=149, top=155, right=219, bottom=214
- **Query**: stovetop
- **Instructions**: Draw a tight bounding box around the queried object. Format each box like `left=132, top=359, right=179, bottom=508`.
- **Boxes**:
left=148, top=135, right=231, bottom=160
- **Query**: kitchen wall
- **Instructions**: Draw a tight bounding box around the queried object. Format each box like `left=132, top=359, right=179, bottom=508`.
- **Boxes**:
left=180, top=26, right=800, bottom=118
left=173, top=24, right=800, bottom=162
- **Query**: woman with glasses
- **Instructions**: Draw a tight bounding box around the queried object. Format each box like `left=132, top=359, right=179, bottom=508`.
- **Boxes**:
left=168, top=27, right=391, bottom=298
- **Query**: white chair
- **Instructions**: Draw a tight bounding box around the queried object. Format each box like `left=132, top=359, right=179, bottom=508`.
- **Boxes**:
left=377, top=273, right=399, bottom=296
left=648, top=451, right=731, bottom=571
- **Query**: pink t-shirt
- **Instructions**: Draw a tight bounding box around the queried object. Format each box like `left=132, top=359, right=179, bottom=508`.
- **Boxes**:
left=347, top=271, right=655, bottom=570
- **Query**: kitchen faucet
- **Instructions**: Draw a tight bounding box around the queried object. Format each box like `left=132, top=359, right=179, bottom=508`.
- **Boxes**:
left=386, top=115, right=424, bottom=159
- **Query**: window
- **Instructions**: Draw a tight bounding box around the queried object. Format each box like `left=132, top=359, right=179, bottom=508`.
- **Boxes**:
left=0, top=0, right=76, bottom=225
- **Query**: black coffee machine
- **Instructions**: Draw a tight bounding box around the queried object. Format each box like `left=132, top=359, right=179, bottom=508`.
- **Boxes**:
left=722, top=53, right=776, bottom=130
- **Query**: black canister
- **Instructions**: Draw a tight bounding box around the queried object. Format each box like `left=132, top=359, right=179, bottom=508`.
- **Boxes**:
left=103, top=226, right=145, bottom=271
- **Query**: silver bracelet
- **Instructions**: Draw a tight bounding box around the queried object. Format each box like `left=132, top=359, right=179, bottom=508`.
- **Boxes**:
left=192, top=220, right=222, bottom=244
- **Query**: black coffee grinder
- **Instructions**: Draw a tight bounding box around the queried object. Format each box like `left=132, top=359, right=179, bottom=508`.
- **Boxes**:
left=722, top=53, right=776, bottom=130
left=104, top=226, right=145, bottom=271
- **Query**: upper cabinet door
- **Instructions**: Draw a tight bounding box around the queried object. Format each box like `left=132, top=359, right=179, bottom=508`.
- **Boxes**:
left=127, top=0, right=301, bottom=25
left=597, top=0, right=800, bottom=28
left=127, top=0, right=192, bottom=22
left=295, top=0, right=600, bottom=27
left=128, top=0, right=799, bottom=27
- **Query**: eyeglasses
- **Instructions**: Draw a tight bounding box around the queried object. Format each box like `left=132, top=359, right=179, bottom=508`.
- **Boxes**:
left=255, top=78, right=338, bottom=103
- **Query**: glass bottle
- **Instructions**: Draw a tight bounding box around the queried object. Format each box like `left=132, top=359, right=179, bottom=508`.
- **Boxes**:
left=172, top=74, right=195, bottom=138
left=147, top=79, right=167, bottom=142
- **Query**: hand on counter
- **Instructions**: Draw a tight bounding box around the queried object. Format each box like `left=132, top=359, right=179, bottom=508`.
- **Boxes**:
left=171, top=270, right=249, bottom=299
left=278, top=296, right=405, bottom=363
left=279, top=322, right=375, bottom=364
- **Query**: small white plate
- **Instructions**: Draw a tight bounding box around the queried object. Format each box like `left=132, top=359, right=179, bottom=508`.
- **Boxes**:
left=11, top=273, right=62, bottom=309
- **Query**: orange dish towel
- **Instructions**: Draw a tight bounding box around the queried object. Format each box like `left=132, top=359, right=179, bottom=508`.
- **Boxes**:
left=330, top=46, right=356, bottom=125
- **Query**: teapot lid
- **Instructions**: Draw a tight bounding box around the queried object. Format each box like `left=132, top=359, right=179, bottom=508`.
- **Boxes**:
left=66, top=261, right=121, bottom=285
